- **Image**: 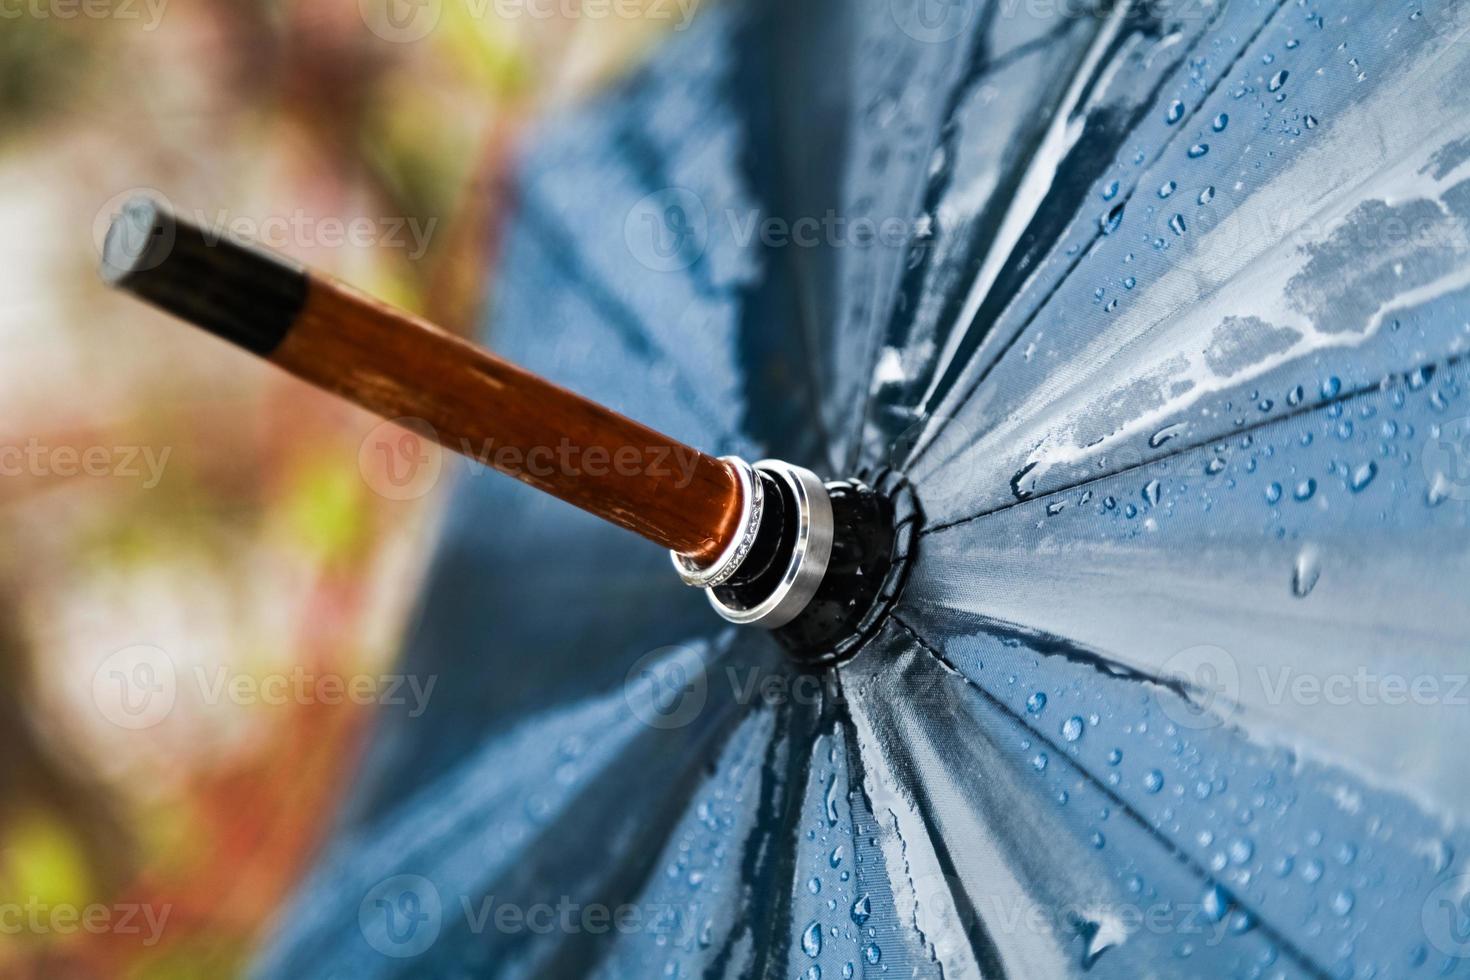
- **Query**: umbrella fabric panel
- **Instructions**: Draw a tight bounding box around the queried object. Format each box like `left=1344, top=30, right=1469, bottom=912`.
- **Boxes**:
left=838, top=622, right=1319, bottom=978
left=335, top=219, right=737, bottom=821
left=860, top=0, right=1226, bottom=467
left=907, top=0, right=1470, bottom=524
left=255, top=635, right=787, bottom=979
left=911, top=355, right=1470, bottom=816
left=899, top=359, right=1470, bottom=977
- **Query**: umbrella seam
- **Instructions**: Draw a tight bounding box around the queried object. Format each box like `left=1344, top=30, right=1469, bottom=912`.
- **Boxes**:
left=889, top=613, right=1334, bottom=980
left=920, top=349, right=1469, bottom=536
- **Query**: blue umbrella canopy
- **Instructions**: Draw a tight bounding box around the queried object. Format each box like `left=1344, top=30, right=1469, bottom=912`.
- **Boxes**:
left=258, top=1, right=1470, bottom=977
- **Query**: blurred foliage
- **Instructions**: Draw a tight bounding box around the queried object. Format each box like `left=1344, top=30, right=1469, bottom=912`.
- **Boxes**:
left=0, top=0, right=688, bottom=975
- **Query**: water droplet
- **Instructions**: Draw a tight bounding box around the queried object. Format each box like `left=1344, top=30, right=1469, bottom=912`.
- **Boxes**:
left=1197, top=185, right=1215, bottom=205
left=1302, top=857, right=1324, bottom=883
left=1349, top=461, right=1377, bottom=492
left=1026, top=691, right=1048, bottom=714
left=1169, top=213, right=1188, bottom=236
left=1144, top=769, right=1165, bottom=794
left=1304, top=114, right=1318, bottom=129
left=804, top=967, right=822, bottom=980
left=1033, top=752, right=1049, bottom=772
left=1143, top=480, right=1162, bottom=507
left=802, top=921, right=823, bottom=957
left=863, top=943, right=882, bottom=965
left=1202, top=884, right=1231, bottom=922
left=1212, top=112, right=1229, bottom=132
left=1294, top=478, right=1317, bottom=502
left=1331, top=890, right=1355, bottom=916
left=1150, top=423, right=1187, bottom=447
left=1165, top=100, right=1185, bottom=124
left=1108, top=748, right=1123, bottom=766
left=1205, top=457, right=1226, bottom=475
left=1100, top=202, right=1126, bottom=235
left=1062, top=716, right=1085, bottom=742
left=1187, top=143, right=1210, bottom=158
left=1159, top=179, right=1177, bottom=199
left=1101, top=179, right=1120, bottom=201
left=850, top=895, right=871, bottom=926
left=1292, top=546, right=1321, bottom=598
left=1011, top=461, right=1040, bottom=500
left=1321, top=376, right=1342, bottom=398
left=1268, top=69, right=1289, bottom=92
left=1229, top=838, right=1256, bottom=865
left=1265, top=481, right=1283, bottom=504
left=1091, top=831, right=1107, bottom=849
left=829, top=846, right=843, bottom=869
left=808, top=876, right=822, bottom=894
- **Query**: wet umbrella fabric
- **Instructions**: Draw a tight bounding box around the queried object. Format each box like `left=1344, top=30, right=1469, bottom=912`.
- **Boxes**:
left=257, top=1, right=1470, bottom=977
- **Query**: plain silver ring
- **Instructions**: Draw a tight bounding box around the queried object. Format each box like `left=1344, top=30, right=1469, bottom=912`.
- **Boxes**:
left=708, top=460, right=833, bottom=630
left=671, top=456, right=764, bottom=589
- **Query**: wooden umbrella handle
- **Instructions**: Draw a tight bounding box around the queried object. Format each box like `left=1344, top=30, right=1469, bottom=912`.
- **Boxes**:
left=100, top=197, right=742, bottom=563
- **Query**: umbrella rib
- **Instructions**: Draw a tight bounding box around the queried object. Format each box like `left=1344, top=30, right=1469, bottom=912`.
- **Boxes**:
left=889, top=614, right=1334, bottom=980
left=919, top=347, right=1467, bottom=536
left=841, top=14, right=995, bottom=474
left=848, top=12, right=1094, bottom=473
left=906, top=0, right=1293, bottom=475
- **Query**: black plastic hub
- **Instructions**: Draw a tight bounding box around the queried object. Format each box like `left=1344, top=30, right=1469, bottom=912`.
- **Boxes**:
left=713, top=468, right=919, bottom=669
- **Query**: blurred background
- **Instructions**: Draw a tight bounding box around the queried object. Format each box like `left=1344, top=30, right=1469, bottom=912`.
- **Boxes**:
left=0, top=2, right=691, bottom=975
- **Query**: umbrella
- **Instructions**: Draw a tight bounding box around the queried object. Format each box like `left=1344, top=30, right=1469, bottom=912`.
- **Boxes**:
left=250, top=0, right=1470, bottom=977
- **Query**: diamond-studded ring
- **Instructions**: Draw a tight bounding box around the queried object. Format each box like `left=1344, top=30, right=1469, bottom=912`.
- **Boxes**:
left=671, top=456, right=764, bottom=589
